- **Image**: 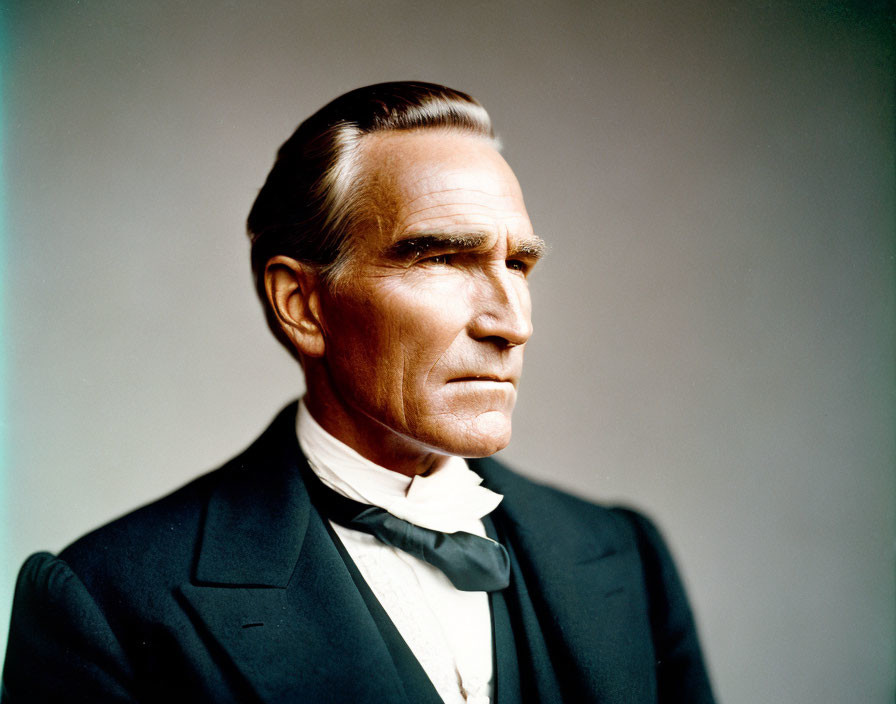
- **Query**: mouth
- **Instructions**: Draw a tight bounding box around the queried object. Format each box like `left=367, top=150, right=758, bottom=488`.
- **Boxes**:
left=448, top=375, right=515, bottom=384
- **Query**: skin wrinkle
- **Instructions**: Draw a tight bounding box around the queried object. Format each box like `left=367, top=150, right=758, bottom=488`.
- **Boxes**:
left=387, top=232, right=545, bottom=266
left=276, top=130, right=537, bottom=476
left=324, top=129, right=504, bottom=289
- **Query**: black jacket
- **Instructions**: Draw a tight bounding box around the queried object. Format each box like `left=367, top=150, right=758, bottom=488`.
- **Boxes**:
left=2, top=403, right=714, bottom=702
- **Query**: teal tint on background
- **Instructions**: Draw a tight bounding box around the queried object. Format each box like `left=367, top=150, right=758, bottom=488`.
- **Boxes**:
left=0, top=7, right=9, bottom=659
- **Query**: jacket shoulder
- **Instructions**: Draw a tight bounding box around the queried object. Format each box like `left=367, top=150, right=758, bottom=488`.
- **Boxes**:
left=59, top=460, right=225, bottom=586
left=471, top=455, right=642, bottom=544
left=5, top=403, right=303, bottom=701
left=474, top=456, right=716, bottom=702
left=58, top=402, right=299, bottom=586
left=2, top=553, right=136, bottom=702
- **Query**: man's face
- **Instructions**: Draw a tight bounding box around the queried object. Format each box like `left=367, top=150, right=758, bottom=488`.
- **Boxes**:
left=311, top=130, right=543, bottom=466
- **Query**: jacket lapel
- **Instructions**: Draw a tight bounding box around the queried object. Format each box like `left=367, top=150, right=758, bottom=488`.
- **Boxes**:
left=177, top=404, right=414, bottom=703
left=472, top=457, right=657, bottom=703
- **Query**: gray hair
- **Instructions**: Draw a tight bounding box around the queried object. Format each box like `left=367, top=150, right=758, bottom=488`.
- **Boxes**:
left=246, top=81, right=497, bottom=356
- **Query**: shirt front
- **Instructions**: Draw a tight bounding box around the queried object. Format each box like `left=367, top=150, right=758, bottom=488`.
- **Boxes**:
left=296, top=400, right=503, bottom=704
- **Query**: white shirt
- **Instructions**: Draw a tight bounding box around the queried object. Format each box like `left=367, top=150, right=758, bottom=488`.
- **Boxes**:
left=296, top=400, right=503, bottom=704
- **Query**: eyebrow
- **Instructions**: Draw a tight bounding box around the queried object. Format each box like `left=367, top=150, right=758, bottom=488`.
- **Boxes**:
left=386, top=232, right=547, bottom=260
left=510, top=236, right=547, bottom=259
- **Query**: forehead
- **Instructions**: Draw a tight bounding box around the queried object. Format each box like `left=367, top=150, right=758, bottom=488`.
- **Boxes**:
left=358, top=131, right=532, bottom=239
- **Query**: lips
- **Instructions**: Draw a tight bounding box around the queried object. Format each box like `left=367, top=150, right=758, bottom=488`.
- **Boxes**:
left=448, top=374, right=515, bottom=384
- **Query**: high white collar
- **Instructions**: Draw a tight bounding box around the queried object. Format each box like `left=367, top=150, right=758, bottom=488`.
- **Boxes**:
left=296, top=399, right=503, bottom=533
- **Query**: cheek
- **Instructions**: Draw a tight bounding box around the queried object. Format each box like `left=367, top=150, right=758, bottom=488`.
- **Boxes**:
left=403, top=308, right=471, bottom=383
left=324, top=280, right=474, bottom=405
left=322, top=298, right=424, bottom=396
left=321, top=298, right=393, bottom=389
left=392, top=283, right=470, bottom=352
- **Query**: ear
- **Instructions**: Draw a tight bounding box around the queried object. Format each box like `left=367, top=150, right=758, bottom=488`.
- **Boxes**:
left=264, top=256, right=326, bottom=358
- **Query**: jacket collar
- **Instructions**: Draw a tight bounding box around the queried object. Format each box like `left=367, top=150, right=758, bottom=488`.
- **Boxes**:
left=470, top=455, right=626, bottom=563
left=192, top=402, right=308, bottom=587
left=178, top=404, right=648, bottom=703
left=471, top=456, right=657, bottom=703
left=177, top=402, right=418, bottom=703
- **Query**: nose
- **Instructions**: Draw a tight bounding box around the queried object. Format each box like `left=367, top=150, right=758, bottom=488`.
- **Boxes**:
left=468, top=267, right=533, bottom=347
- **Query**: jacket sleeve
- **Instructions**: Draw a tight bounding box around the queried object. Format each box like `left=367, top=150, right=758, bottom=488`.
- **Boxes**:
left=613, top=508, right=716, bottom=704
left=2, top=552, right=138, bottom=703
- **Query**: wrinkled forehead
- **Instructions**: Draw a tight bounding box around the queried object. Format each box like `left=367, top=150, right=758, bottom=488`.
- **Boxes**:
left=359, top=130, right=533, bottom=243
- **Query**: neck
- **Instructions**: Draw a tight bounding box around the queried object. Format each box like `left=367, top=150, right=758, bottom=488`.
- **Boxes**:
left=302, top=386, right=449, bottom=477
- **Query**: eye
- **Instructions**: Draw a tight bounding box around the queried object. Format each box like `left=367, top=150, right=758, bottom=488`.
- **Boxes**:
left=421, top=253, right=453, bottom=265
left=506, top=259, right=529, bottom=273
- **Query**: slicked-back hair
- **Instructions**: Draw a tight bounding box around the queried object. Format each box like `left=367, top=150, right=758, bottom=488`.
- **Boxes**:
left=246, top=81, right=497, bottom=359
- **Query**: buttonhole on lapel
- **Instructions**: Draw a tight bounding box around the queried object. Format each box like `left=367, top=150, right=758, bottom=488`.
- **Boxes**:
left=604, top=586, right=625, bottom=598
left=576, top=548, right=618, bottom=566
left=241, top=622, right=264, bottom=629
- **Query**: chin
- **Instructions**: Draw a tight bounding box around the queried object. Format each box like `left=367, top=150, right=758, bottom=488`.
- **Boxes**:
left=431, top=410, right=513, bottom=458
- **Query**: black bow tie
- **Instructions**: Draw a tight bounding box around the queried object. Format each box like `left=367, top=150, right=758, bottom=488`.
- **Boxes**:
left=307, top=471, right=510, bottom=592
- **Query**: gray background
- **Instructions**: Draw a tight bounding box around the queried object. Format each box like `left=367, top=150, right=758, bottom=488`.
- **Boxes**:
left=2, top=1, right=893, bottom=701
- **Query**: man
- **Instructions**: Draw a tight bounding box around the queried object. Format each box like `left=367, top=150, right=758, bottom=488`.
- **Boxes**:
left=3, top=82, right=714, bottom=703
